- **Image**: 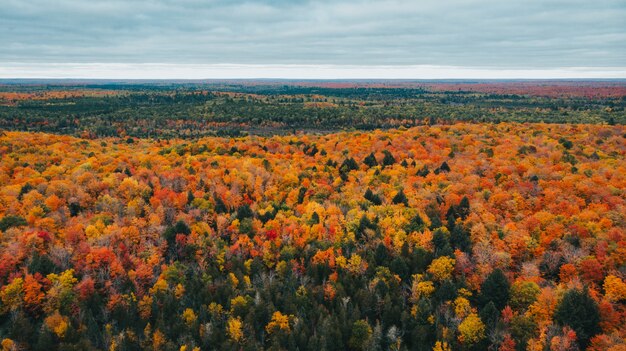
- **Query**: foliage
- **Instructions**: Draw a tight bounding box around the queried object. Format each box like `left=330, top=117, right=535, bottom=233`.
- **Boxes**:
left=0, top=82, right=624, bottom=138
left=0, top=122, right=624, bottom=350
left=554, top=289, right=601, bottom=349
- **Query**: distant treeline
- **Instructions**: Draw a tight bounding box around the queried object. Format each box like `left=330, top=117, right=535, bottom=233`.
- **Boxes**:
left=0, top=84, right=624, bottom=138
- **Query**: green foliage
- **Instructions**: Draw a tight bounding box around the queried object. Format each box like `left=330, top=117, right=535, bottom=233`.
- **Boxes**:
left=554, top=288, right=601, bottom=348
left=348, top=320, right=372, bottom=350
left=391, top=188, right=408, bottom=206
left=0, top=215, right=27, bottom=231
left=510, top=315, right=537, bottom=351
left=382, top=150, right=396, bottom=167
left=363, top=189, right=382, bottom=205
left=363, top=153, right=378, bottom=168
left=479, top=269, right=510, bottom=310
left=510, top=281, right=540, bottom=311
left=1, top=83, right=623, bottom=138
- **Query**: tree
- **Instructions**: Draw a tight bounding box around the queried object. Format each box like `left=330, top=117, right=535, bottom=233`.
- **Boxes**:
left=554, top=288, right=600, bottom=349
left=509, top=315, right=537, bottom=351
left=23, top=274, right=44, bottom=313
left=405, top=213, right=425, bottom=233
left=603, top=275, right=626, bottom=302
left=449, top=223, right=471, bottom=252
left=364, top=189, right=382, bottom=205
left=363, top=153, right=378, bottom=168
left=479, top=302, right=499, bottom=332
left=510, top=281, right=540, bottom=311
left=0, top=277, right=23, bottom=313
left=392, top=189, right=408, bottom=206
left=479, top=269, right=510, bottom=310
left=417, top=165, right=430, bottom=177
left=458, top=312, right=485, bottom=346
left=340, top=157, right=359, bottom=173
left=44, top=311, right=70, bottom=339
left=427, top=257, right=455, bottom=281
left=348, top=320, right=372, bottom=350
left=435, top=161, right=450, bottom=174
left=432, top=228, right=453, bottom=257
left=266, top=311, right=292, bottom=334
left=382, top=150, right=396, bottom=166
left=226, top=317, right=243, bottom=343
left=457, top=196, right=470, bottom=220
left=0, top=215, right=27, bottom=231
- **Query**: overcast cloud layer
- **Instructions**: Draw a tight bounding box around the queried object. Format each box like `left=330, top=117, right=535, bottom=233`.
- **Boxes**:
left=1, top=0, right=625, bottom=78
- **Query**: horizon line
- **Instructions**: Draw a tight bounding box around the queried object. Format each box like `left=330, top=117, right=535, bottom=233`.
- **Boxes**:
left=2, top=63, right=626, bottom=80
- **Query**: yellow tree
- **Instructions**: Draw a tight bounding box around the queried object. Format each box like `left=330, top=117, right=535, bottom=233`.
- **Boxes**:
left=427, top=257, right=455, bottom=281
left=458, top=312, right=485, bottom=346
left=604, top=275, right=626, bottom=302
left=226, top=317, right=243, bottom=343
left=266, top=311, right=292, bottom=334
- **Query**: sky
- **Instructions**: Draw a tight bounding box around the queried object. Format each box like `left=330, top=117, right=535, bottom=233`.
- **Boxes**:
left=1, top=0, right=625, bottom=79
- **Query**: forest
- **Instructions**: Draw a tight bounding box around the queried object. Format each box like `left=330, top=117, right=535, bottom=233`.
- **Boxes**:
left=0, top=81, right=625, bottom=351
left=0, top=80, right=624, bottom=138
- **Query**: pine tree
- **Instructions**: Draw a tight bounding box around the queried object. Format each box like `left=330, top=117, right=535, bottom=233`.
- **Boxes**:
left=382, top=150, right=396, bottom=166
left=479, top=269, right=510, bottom=310
left=554, top=288, right=600, bottom=349
left=363, top=152, right=378, bottom=168
left=392, top=189, right=408, bottom=206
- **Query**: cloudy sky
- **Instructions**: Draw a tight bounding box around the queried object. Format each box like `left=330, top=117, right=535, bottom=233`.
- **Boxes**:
left=1, top=0, right=625, bottom=78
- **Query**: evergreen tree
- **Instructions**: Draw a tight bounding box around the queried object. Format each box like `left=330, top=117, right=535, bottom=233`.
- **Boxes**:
left=363, top=152, right=378, bottom=168
left=479, top=269, right=510, bottom=310
left=416, top=165, right=430, bottom=177
left=432, top=228, right=453, bottom=257
left=405, top=213, right=426, bottom=233
left=554, top=288, right=600, bottom=349
left=479, top=301, right=499, bottom=332
left=382, top=150, right=396, bottom=166
left=364, top=189, right=382, bottom=205
left=392, top=189, right=408, bottom=206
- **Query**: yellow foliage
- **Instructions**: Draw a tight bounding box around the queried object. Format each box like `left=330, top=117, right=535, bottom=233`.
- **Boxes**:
left=228, top=273, right=239, bottom=288
left=0, top=277, right=23, bottom=313
left=85, top=220, right=105, bottom=239
left=433, top=341, right=451, bottom=351
left=230, top=295, right=248, bottom=315
left=427, top=257, right=455, bottom=281
left=181, top=308, right=197, bottom=327
left=266, top=311, right=292, bottom=334
left=153, top=330, right=166, bottom=350
left=44, top=311, right=70, bottom=338
left=47, top=269, right=78, bottom=289
left=149, top=278, right=168, bottom=296
left=337, top=254, right=368, bottom=274
left=1, top=338, right=15, bottom=351
left=411, top=280, right=435, bottom=302
left=454, top=297, right=472, bottom=318
left=175, top=283, right=185, bottom=299
left=226, top=317, right=244, bottom=342
left=458, top=312, right=485, bottom=345
left=604, top=275, right=626, bottom=302
left=138, top=295, right=153, bottom=320
left=208, top=302, right=224, bottom=318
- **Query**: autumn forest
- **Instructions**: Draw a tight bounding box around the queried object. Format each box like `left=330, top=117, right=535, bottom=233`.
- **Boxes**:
left=0, top=81, right=626, bottom=351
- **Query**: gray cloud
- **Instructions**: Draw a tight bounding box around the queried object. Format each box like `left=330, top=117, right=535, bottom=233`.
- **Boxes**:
left=1, top=0, right=625, bottom=68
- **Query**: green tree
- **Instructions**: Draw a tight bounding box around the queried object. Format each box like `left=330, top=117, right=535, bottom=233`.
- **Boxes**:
left=363, top=153, right=378, bottom=168
left=382, top=150, right=396, bottom=166
left=479, top=269, right=510, bottom=310
left=391, top=189, right=408, bottom=206
left=554, top=288, right=600, bottom=349
left=348, top=319, right=372, bottom=350
left=510, top=281, right=540, bottom=311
